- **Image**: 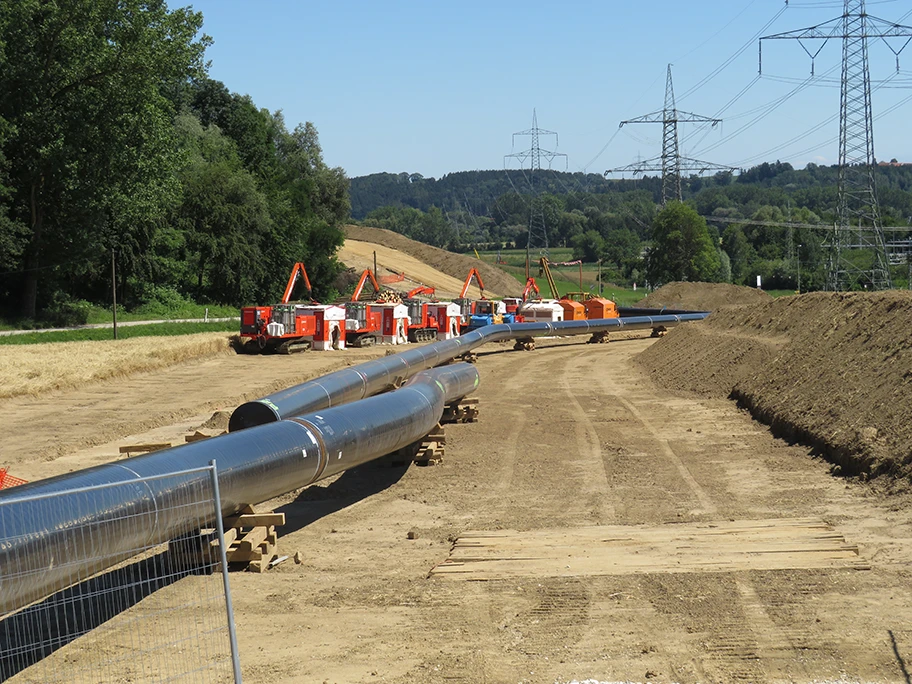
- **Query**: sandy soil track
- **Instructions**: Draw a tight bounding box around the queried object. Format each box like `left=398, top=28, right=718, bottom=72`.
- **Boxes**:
left=5, top=336, right=912, bottom=683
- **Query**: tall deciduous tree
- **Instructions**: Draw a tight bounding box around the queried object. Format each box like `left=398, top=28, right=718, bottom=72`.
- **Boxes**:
left=0, top=0, right=209, bottom=317
left=645, top=202, right=720, bottom=285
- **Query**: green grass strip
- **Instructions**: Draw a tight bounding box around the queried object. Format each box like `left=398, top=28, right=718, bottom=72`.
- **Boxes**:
left=0, top=321, right=238, bottom=345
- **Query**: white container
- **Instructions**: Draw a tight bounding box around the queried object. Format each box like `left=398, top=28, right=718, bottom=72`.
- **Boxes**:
left=295, top=304, right=346, bottom=351
left=518, top=300, right=564, bottom=323
left=376, top=303, right=410, bottom=345
left=427, top=302, right=462, bottom=340
left=266, top=322, right=285, bottom=337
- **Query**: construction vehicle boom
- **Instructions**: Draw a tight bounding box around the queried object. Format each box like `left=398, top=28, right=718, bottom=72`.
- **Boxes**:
left=351, top=269, right=382, bottom=301
left=281, top=262, right=314, bottom=304
left=538, top=257, right=559, bottom=300
left=459, top=268, right=486, bottom=299
left=406, top=285, right=436, bottom=298
left=521, top=277, right=540, bottom=301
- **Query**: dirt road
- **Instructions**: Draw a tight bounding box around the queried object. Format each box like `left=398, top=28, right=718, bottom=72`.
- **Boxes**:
left=6, top=336, right=912, bottom=683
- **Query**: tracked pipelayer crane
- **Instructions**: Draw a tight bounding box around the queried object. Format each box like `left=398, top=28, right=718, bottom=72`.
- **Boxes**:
left=239, top=262, right=322, bottom=354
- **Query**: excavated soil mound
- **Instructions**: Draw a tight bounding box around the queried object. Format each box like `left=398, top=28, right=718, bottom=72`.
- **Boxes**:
left=638, top=291, right=912, bottom=481
left=636, top=282, right=772, bottom=311
left=343, top=225, right=520, bottom=296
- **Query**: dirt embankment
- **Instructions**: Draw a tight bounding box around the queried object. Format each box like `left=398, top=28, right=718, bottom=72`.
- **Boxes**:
left=343, top=224, right=520, bottom=296
left=637, top=281, right=773, bottom=311
left=638, top=290, right=912, bottom=481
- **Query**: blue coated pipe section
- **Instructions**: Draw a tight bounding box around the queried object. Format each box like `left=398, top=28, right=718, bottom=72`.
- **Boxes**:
left=0, top=363, right=479, bottom=614
left=229, top=313, right=709, bottom=431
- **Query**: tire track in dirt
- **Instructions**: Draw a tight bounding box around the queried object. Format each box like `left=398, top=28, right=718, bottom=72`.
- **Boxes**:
left=591, top=363, right=718, bottom=518
left=476, top=344, right=585, bottom=501
left=734, top=577, right=815, bottom=681
left=556, top=349, right=617, bottom=524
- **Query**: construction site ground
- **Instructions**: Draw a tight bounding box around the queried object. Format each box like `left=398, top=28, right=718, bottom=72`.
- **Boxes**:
left=5, top=324, right=912, bottom=683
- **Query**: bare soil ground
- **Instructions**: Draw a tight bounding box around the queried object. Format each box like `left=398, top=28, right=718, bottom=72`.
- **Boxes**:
left=5, top=329, right=912, bottom=683
left=343, top=224, right=521, bottom=297
left=636, top=282, right=772, bottom=311
left=639, top=290, right=912, bottom=482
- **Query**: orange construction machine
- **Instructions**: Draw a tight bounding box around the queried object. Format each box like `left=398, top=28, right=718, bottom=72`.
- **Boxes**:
left=402, top=285, right=443, bottom=342
left=454, top=268, right=486, bottom=323
left=239, top=262, right=331, bottom=354
left=344, top=269, right=385, bottom=347
left=536, top=257, right=619, bottom=322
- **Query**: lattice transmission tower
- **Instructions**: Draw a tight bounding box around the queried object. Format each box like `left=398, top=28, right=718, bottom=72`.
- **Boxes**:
left=504, top=110, right=567, bottom=260
left=605, top=65, right=734, bottom=205
left=760, top=0, right=912, bottom=291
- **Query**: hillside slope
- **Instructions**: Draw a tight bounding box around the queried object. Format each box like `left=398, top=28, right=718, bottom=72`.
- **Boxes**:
left=338, top=240, right=487, bottom=299
left=343, top=225, right=520, bottom=297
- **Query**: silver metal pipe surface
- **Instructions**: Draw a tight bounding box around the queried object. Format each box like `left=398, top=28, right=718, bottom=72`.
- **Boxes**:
left=0, top=364, right=478, bottom=614
left=229, top=313, right=708, bottom=431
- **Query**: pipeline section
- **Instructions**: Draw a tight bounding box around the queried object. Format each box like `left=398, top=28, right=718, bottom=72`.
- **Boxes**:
left=0, top=364, right=478, bottom=615
left=229, top=313, right=709, bottom=431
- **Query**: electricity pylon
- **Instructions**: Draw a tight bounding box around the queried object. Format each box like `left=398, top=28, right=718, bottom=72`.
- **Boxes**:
left=605, top=65, right=734, bottom=205
left=504, top=110, right=567, bottom=260
left=760, top=0, right=912, bottom=290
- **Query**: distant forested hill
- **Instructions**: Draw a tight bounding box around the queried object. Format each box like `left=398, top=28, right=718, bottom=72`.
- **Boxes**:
left=349, top=162, right=912, bottom=292
left=350, top=164, right=912, bottom=222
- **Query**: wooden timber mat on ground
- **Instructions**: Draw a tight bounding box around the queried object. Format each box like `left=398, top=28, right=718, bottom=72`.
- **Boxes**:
left=430, top=517, right=868, bottom=579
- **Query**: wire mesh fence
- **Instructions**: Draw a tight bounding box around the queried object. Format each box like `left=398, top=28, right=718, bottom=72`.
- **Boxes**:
left=0, top=464, right=241, bottom=683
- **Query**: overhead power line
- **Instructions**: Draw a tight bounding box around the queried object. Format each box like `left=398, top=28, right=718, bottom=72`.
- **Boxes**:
left=606, top=65, right=735, bottom=205
left=760, top=0, right=912, bottom=290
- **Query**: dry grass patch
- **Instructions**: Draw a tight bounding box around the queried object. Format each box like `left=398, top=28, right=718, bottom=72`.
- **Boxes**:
left=0, top=333, right=232, bottom=399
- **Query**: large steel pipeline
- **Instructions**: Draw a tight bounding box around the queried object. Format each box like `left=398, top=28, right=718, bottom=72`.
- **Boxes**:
left=0, top=364, right=478, bottom=615
left=617, top=306, right=701, bottom=316
left=229, top=313, right=709, bottom=431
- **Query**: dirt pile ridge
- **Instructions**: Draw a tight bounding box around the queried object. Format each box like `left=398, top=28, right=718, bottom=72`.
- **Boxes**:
left=638, top=290, right=912, bottom=481
left=637, top=281, right=772, bottom=311
left=343, top=224, right=520, bottom=296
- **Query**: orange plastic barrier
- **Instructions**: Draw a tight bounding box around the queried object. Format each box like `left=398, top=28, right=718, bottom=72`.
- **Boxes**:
left=0, top=468, right=27, bottom=489
left=378, top=272, right=405, bottom=284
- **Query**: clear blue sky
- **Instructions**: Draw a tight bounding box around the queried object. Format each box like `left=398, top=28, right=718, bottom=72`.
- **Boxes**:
left=187, top=0, right=912, bottom=179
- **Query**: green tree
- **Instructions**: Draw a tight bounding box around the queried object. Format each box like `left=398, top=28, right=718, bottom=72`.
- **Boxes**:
left=571, top=230, right=605, bottom=262
left=0, top=0, right=209, bottom=317
left=722, top=225, right=753, bottom=284
left=645, top=202, right=720, bottom=285
left=602, top=227, right=641, bottom=277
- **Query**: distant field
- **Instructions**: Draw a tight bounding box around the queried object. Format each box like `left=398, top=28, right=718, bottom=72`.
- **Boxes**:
left=477, top=249, right=643, bottom=306
left=0, top=331, right=233, bottom=399
left=477, top=249, right=799, bottom=305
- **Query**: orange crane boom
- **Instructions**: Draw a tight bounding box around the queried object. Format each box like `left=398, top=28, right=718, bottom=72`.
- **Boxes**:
left=281, top=262, right=314, bottom=304
left=406, top=285, right=436, bottom=298
left=459, top=268, right=486, bottom=299
left=351, top=269, right=382, bottom=301
left=521, top=277, right=540, bottom=301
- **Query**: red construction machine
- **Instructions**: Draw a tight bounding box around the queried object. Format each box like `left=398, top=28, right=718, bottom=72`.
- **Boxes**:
left=454, top=268, right=486, bottom=323
left=402, top=285, right=442, bottom=342
left=239, top=262, right=321, bottom=354
left=344, top=269, right=384, bottom=347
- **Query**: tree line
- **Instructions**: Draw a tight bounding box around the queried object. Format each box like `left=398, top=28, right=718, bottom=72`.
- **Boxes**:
left=0, top=1, right=348, bottom=325
left=352, top=162, right=912, bottom=291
